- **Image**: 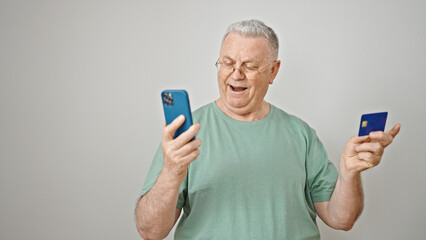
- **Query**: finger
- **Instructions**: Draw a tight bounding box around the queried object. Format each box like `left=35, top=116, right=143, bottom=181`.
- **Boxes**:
left=357, top=152, right=381, bottom=167
left=163, top=115, right=186, bottom=141
left=386, top=123, right=401, bottom=138
left=369, top=131, right=393, bottom=147
left=357, top=157, right=375, bottom=170
left=350, top=135, right=370, bottom=144
left=358, top=151, right=373, bottom=161
left=180, top=148, right=201, bottom=165
left=174, top=138, right=202, bottom=158
left=355, top=142, right=384, bottom=156
left=173, top=123, right=201, bottom=149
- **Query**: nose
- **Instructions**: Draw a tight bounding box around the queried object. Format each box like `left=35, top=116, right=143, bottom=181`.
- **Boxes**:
left=230, top=65, right=245, bottom=80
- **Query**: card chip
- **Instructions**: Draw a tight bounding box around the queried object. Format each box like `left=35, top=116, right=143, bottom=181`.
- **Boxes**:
left=362, top=121, right=368, bottom=127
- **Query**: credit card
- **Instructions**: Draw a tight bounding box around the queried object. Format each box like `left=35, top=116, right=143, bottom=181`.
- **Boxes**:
left=358, top=112, right=388, bottom=136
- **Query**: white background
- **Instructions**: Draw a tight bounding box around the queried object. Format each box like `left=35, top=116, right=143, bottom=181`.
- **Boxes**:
left=1, top=0, right=425, bottom=239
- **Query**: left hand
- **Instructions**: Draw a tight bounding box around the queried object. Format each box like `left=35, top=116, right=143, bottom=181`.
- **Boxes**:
left=340, top=123, right=401, bottom=175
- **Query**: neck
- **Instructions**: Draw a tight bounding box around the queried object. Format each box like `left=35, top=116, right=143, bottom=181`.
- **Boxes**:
left=215, top=99, right=270, bottom=122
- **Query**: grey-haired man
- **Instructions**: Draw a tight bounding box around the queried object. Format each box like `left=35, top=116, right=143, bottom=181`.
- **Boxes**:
left=135, top=19, right=400, bottom=239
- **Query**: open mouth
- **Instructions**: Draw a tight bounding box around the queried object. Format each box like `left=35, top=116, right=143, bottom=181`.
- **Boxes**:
left=228, top=84, right=248, bottom=93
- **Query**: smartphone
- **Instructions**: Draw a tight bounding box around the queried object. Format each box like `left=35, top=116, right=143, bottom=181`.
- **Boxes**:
left=358, top=112, right=388, bottom=136
left=161, top=90, right=193, bottom=139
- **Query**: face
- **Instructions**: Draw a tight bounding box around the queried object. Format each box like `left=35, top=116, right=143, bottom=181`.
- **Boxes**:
left=217, top=33, right=280, bottom=118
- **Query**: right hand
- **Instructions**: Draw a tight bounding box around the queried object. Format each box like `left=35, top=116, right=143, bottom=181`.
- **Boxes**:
left=161, top=115, right=201, bottom=184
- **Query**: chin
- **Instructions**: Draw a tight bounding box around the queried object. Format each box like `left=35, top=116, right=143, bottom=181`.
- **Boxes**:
left=225, top=96, right=247, bottom=107
left=226, top=99, right=253, bottom=113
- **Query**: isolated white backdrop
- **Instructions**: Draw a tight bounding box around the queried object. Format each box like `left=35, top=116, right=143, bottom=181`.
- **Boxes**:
left=1, top=0, right=425, bottom=239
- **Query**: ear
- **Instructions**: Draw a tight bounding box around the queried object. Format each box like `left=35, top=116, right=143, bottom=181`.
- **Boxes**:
left=269, top=60, right=281, bottom=84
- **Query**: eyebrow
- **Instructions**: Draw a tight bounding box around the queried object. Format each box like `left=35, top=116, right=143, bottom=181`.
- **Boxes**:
left=221, top=56, right=257, bottom=64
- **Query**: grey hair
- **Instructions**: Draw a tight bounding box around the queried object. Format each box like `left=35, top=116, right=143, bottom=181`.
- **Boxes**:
left=222, top=19, right=279, bottom=59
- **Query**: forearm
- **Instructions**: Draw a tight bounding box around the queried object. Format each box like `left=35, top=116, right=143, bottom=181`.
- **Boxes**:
left=321, top=125, right=400, bottom=231
left=135, top=169, right=182, bottom=239
left=327, top=165, right=364, bottom=230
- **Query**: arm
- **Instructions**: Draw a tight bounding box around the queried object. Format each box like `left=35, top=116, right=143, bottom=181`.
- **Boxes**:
left=135, top=115, right=201, bottom=239
left=314, top=123, right=401, bottom=231
left=135, top=172, right=183, bottom=240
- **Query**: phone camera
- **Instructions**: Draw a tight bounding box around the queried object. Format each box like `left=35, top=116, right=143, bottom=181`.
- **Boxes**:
left=162, top=92, right=174, bottom=106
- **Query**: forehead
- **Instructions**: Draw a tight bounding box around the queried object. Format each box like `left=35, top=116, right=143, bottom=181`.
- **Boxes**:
left=220, top=33, right=272, bottom=61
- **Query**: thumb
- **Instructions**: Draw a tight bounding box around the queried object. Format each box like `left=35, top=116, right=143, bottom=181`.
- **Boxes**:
left=163, top=115, right=186, bottom=141
left=387, top=123, right=401, bottom=138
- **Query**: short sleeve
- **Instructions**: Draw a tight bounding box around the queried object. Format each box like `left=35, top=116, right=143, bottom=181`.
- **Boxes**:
left=305, top=128, right=338, bottom=202
left=140, top=143, right=188, bottom=208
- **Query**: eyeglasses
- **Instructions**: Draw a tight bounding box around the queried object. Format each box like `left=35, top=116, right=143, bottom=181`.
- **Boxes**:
left=215, top=59, right=273, bottom=76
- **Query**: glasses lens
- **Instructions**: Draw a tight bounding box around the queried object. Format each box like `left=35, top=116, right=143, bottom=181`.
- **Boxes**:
left=217, top=62, right=234, bottom=74
left=215, top=62, right=220, bottom=72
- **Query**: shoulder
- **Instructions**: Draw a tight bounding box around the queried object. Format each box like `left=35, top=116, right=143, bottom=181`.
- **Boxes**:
left=270, top=105, right=311, bottom=129
left=270, top=104, right=317, bottom=138
left=192, top=102, right=215, bottom=123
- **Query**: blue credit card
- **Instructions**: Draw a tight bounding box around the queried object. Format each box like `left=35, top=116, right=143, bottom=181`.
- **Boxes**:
left=358, top=112, right=388, bottom=136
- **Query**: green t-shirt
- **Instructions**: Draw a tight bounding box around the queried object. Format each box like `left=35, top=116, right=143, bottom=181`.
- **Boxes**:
left=141, top=102, right=338, bottom=239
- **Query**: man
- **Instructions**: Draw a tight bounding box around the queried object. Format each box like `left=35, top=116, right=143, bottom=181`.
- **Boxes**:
left=135, top=20, right=400, bottom=239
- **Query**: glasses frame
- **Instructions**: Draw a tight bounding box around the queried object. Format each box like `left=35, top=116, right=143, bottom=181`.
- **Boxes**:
left=215, top=59, right=274, bottom=75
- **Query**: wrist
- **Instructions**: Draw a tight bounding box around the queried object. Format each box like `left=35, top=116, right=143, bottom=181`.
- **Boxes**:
left=339, top=157, right=362, bottom=181
left=159, top=167, right=186, bottom=188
